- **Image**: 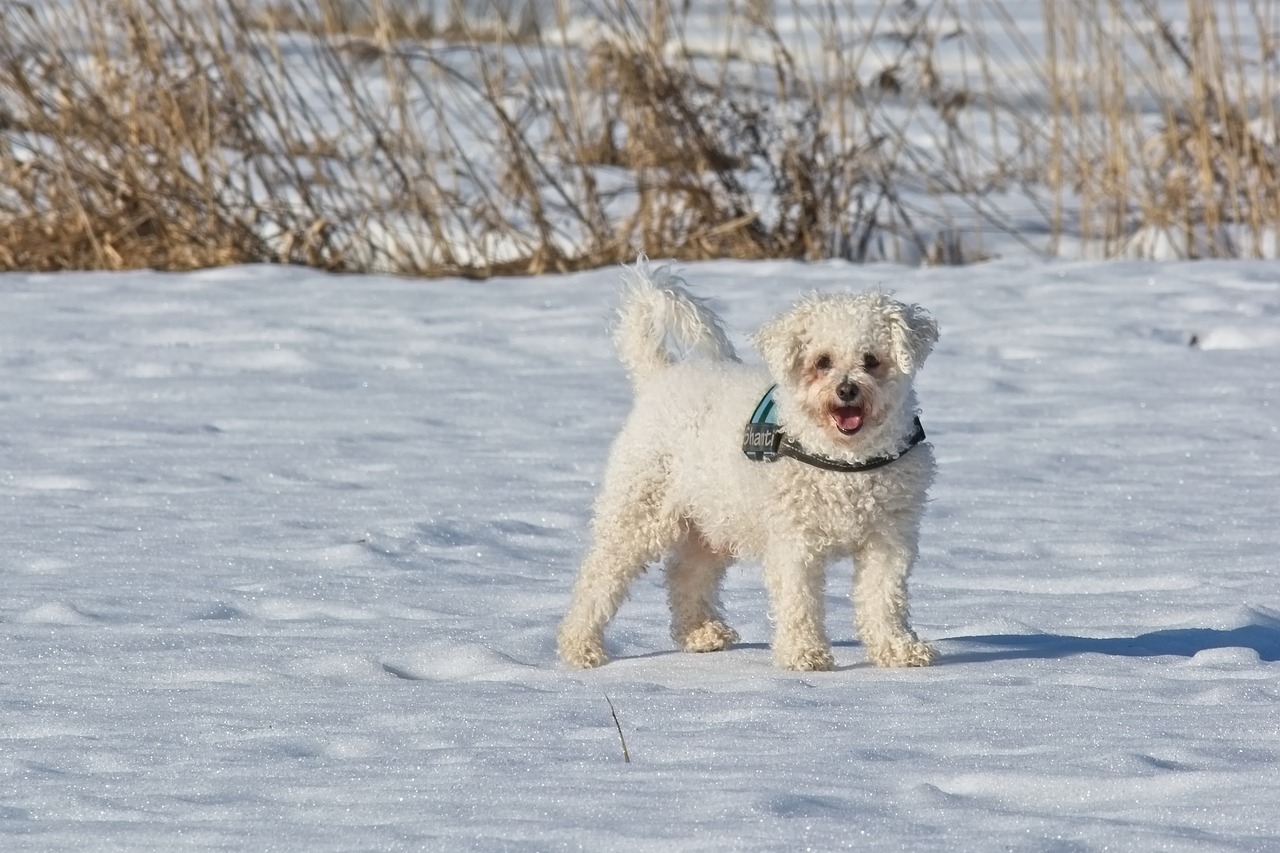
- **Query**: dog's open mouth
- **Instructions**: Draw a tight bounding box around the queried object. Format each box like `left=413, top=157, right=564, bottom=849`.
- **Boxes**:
left=830, top=405, right=865, bottom=435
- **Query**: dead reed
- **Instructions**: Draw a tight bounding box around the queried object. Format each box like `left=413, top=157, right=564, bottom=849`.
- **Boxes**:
left=1043, top=0, right=1280, bottom=259
left=0, top=0, right=1276, bottom=275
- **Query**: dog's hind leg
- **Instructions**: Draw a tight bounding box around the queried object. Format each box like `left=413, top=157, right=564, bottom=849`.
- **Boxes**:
left=666, top=530, right=739, bottom=654
left=557, top=472, right=681, bottom=669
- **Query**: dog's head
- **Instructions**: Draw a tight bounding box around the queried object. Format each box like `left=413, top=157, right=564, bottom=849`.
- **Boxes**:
left=753, top=292, right=938, bottom=456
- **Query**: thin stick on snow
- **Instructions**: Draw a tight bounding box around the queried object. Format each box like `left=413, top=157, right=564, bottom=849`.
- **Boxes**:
left=604, top=694, right=630, bottom=764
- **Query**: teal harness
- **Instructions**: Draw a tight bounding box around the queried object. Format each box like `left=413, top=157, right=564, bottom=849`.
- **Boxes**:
left=742, top=385, right=926, bottom=473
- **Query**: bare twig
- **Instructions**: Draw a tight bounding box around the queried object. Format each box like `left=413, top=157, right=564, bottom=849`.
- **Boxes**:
left=603, top=694, right=631, bottom=764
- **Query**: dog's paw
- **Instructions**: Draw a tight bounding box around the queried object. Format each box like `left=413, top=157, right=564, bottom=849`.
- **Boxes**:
left=777, top=646, right=836, bottom=672
left=677, top=620, right=740, bottom=653
left=557, top=627, right=609, bottom=669
left=559, top=643, right=608, bottom=669
left=867, top=637, right=936, bottom=668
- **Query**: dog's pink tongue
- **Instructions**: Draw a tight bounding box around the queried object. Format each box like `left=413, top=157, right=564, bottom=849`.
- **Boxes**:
left=833, top=407, right=864, bottom=432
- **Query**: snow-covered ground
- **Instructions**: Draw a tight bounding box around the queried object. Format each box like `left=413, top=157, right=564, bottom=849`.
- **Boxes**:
left=3, top=258, right=1278, bottom=850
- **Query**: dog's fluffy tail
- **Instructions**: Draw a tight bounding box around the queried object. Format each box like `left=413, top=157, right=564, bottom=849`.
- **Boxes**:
left=613, top=257, right=738, bottom=387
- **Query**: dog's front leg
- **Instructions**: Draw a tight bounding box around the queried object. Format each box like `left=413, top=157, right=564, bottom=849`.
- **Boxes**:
left=852, top=532, right=935, bottom=667
left=763, top=546, right=834, bottom=671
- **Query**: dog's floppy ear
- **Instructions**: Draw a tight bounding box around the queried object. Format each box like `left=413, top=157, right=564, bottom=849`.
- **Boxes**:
left=888, top=301, right=939, bottom=374
left=753, top=311, right=805, bottom=380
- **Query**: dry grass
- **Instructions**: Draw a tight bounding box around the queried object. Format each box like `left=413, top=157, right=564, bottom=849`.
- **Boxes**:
left=1043, top=0, right=1280, bottom=258
left=0, top=0, right=333, bottom=271
left=0, top=0, right=1277, bottom=275
left=253, top=0, right=544, bottom=44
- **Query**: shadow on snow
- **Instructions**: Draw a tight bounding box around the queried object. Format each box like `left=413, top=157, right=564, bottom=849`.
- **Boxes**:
left=613, top=621, right=1280, bottom=667
left=939, top=625, right=1280, bottom=664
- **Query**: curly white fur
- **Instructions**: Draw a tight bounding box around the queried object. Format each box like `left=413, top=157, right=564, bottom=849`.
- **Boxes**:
left=558, top=260, right=940, bottom=671
left=613, top=256, right=738, bottom=383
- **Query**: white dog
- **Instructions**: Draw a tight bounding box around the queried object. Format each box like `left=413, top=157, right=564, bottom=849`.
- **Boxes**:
left=557, top=260, right=939, bottom=671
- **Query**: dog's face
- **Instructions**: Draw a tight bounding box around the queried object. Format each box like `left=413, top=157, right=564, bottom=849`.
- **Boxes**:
left=754, top=292, right=938, bottom=452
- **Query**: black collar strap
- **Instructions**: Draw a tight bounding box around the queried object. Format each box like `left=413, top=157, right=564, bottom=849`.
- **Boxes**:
left=743, top=385, right=926, bottom=473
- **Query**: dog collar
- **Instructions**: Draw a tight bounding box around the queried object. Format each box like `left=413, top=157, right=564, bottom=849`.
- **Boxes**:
left=742, top=385, right=925, bottom=473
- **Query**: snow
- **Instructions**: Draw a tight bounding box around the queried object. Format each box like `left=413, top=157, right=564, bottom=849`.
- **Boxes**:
left=3, top=258, right=1279, bottom=850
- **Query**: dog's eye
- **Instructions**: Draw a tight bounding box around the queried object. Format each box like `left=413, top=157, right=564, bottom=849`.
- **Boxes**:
left=863, top=353, right=881, bottom=370
left=814, top=355, right=833, bottom=371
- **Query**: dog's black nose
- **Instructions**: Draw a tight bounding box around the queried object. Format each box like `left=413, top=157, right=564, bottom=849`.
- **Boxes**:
left=836, top=380, right=860, bottom=402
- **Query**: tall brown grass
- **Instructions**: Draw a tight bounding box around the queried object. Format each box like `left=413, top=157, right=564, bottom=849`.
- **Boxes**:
left=0, top=0, right=1276, bottom=276
left=1044, top=0, right=1280, bottom=259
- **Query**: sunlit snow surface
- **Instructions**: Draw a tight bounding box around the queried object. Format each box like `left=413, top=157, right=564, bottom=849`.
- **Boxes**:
left=3, top=259, right=1279, bottom=850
